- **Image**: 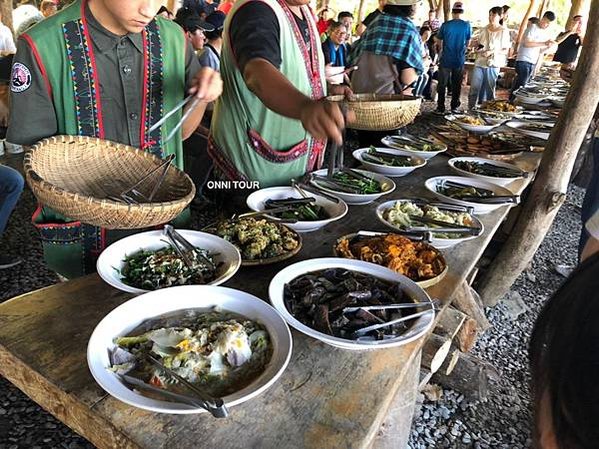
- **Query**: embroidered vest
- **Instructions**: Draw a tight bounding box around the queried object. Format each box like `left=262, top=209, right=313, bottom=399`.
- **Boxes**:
left=22, top=0, right=187, bottom=168
left=209, top=0, right=327, bottom=188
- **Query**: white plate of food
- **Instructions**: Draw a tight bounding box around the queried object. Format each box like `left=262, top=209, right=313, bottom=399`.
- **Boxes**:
left=448, top=157, right=529, bottom=186
left=245, top=186, right=348, bottom=233
left=309, top=168, right=396, bottom=205
left=425, top=176, right=520, bottom=214
left=269, top=258, right=434, bottom=350
left=87, top=285, right=293, bottom=414
left=376, top=199, right=484, bottom=249
left=445, top=114, right=501, bottom=134
left=476, top=100, right=523, bottom=118
left=97, top=230, right=242, bottom=295
left=505, top=121, right=551, bottom=140
left=380, top=135, right=447, bottom=160
left=352, top=147, right=426, bottom=177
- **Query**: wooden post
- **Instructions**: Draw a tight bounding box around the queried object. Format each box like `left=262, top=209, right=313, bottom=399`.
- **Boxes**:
left=428, top=0, right=435, bottom=11
left=356, top=0, right=366, bottom=23
left=566, top=0, right=590, bottom=30
left=442, top=0, right=450, bottom=23
left=435, top=0, right=443, bottom=20
left=478, top=0, right=599, bottom=307
left=516, top=0, right=539, bottom=47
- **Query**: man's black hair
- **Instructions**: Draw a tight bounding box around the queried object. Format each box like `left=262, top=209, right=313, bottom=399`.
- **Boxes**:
left=383, top=5, right=415, bottom=18
left=543, top=11, right=556, bottom=22
left=420, top=26, right=431, bottom=35
left=502, top=5, right=510, bottom=13
left=338, top=11, right=354, bottom=20
left=490, top=6, right=503, bottom=16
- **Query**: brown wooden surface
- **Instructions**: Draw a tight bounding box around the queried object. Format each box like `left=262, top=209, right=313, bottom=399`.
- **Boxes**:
left=479, top=3, right=599, bottom=306
left=0, top=154, right=538, bottom=449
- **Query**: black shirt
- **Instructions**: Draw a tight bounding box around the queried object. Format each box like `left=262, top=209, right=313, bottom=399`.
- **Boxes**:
left=230, top=2, right=311, bottom=74
left=362, top=9, right=381, bottom=28
left=553, top=33, right=582, bottom=64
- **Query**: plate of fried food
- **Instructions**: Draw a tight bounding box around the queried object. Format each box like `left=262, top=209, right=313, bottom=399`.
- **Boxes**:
left=334, top=232, right=448, bottom=289
left=206, top=217, right=302, bottom=266
left=446, top=114, right=501, bottom=134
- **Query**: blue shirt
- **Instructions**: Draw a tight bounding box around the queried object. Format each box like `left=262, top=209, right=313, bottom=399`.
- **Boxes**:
left=437, top=19, right=472, bottom=69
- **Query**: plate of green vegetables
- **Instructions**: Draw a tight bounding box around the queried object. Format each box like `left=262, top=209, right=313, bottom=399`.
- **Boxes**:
left=353, top=147, right=426, bottom=177
left=309, top=168, right=396, bottom=205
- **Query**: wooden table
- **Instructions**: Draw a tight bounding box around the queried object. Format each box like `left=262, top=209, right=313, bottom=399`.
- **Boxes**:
left=0, top=154, right=539, bottom=449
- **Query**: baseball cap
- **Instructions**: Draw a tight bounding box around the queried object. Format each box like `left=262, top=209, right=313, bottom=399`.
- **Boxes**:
left=452, top=1, right=464, bottom=12
left=205, top=11, right=226, bottom=31
left=175, top=9, right=215, bottom=33
left=386, top=0, right=422, bottom=5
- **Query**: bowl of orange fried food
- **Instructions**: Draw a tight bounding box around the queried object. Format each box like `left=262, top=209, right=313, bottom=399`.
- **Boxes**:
left=334, top=232, right=448, bottom=289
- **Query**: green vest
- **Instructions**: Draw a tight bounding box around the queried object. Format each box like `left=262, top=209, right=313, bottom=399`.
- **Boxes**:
left=210, top=0, right=327, bottom=187
left=25, top=0, right=188, bottom=278
left=24, top=0, right=187, bottom=168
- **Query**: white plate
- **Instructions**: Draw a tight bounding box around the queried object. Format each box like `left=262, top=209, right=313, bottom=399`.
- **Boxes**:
left=375, top=199, right=484, bottom=249
left=505, top=121, right=550, bottom=140
left=97, top=230, right=242, bottom=295
left=514, top=92, right=546, bottom=105
left=448, top=157, right=527, bottom=187
left=309, top=169, right=396, bottom=205
left=445, top=114, right=500, bottom=134
left=268, top=258, right=434, bottom=350
left=87, top=285, right=293, bottom=414
left=246, top=186, right=348, bottom=233
left=380, top=136, right=447, bottom=160
left=425, top=176, right=518, bottom=215
left=352, top=148, right=426, bottom=177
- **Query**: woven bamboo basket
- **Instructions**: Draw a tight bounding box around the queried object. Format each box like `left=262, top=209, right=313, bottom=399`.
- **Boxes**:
left=328, top=94, right=422, bottom=131
left=24, top=136, right=196, bottom=229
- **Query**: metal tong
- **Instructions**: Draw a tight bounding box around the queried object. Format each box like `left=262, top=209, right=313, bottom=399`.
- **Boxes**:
left=352, top=308, right=435, bottom=338
left=148, top=95, right=202, bottom=145
left=442, top=180, right=520, bottom=204
left=327, top=104, right=348, bottom=179
left=108, top=154, right=175, bottom=204
left=163, top=225, right=216, bottom=271
left=120, top=354, right=228, bottom=418
left=292, top=178, right=341, bottom=204
left=408, top=215, right=481, bottom=235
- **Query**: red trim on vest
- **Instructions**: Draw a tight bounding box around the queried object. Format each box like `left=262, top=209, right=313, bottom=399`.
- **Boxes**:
left=80, top=0, right=105, bottom=139
left=31, top=203, right=82, bottom=229
left=140, top=29, right=149, bottom=149
left=20, top=34, right=53, bottom=100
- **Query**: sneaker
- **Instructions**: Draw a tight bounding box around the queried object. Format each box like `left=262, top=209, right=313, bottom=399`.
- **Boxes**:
left=0, top=255, right=22, bottom=270
left=433, top=109, right=446, bottom=116
left=451, top=108, right=464, bottom=114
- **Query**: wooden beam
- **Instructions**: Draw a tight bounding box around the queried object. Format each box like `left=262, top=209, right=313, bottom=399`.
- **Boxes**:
left=516, top=0, right=539, bottom=47
left=451, top=281, right=491, bottom=331
left=421, top=334, right=452, bottom=374
left=442, top=0, right=450, bottom=23
left=478, top=0, right=599, bottom=306
left=566, top=0, right=591, bottom=30
left=0, top=0, right=12, bottom=33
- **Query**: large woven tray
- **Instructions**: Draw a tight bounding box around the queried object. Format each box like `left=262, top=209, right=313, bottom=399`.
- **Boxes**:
left=24, top=135, right=195, bottom=229
left=328, top=94, right=422, bottom=131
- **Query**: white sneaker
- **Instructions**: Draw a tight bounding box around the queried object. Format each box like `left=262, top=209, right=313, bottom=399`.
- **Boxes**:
left=5, top=141, right=23, bottom=154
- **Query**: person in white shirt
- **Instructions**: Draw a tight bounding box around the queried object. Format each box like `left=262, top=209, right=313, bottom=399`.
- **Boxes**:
left=0, top=11, right=15, bottom=55
left=510, top=11, right=556, bottom=100
left=468, top=6, right=511, bottom=110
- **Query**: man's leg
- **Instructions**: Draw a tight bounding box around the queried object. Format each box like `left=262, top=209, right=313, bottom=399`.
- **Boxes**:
left=436, top=67, right=449, bottom=112
left=450, top=68, right=464, bottom=111
left=0, top=164, right=24, bottom=269
left=486, top=67, right=500, bottom=101
left=468, top=66, right=484, bottom=110
left=579, top=136, right=599, bottom=258
left=510, top=61, right=529, bottom=101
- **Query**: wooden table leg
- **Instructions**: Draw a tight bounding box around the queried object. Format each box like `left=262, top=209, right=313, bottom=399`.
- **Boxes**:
left=370, top=350, right=421, bottom=449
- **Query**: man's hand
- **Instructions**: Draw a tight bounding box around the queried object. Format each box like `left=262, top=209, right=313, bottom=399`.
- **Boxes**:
left=328, top=84, right=354, bottom=99
left=299, top=99, right=345, bottom=145
left=545, top=39, right=557, bottom=47
left=188, top=67, right=223, bottom=103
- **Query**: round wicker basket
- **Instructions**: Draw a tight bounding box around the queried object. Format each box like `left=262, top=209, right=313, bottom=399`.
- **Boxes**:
left=328, top=94, right=422, bottom=131
left=24, top=136, right=196, bottom=230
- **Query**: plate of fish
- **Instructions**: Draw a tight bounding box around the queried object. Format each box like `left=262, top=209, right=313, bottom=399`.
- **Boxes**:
left=376, top=199, right=484, bottom=248
left=87, top=285, right=292, bottom=415
left=425, top=176, right=520, bottom=214
left=97, top=228, right=242, bottom=295
left=352, top=146, right=426, bottom=177
left=269, top=258, right=435, bottom=350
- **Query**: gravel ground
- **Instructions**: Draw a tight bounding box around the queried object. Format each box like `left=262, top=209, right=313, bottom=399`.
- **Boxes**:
left=0, top=103, right=585, bottom=448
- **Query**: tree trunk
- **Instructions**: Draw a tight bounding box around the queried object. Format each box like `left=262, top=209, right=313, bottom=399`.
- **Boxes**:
left=442, top=0, right=450, bottom=23
left=566, top=0, right=591, bottom=30
left=1, top=0, right=12, bottom=33
left=537, top=0, right=548, bottom=17
left=517, top=0, right=539, bottom=47
left=435, top=0, right=443, bottom=20
left=478, top=0, right=599, bottom=307
left=356, top=0, right=367, bottom=23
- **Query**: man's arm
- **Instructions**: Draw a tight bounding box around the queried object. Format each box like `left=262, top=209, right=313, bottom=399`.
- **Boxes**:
left=554, top=30, right=574, bottom=45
